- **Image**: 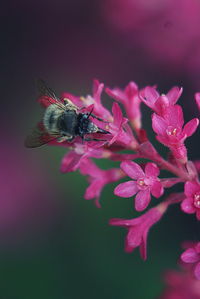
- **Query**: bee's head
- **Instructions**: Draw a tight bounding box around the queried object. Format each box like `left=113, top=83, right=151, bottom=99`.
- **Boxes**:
left=80, top=113, right=110, bottom=135
left=87, top=120, right=99, bottom=133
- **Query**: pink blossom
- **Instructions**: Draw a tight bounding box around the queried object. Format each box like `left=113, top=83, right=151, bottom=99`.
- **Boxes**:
left=60, top=142, right=107, bottom=173
left=195, top=93, right=200, bottom=111
left=140, top=86, right=183, bottom=116
left=160, top=269, right=200, bottom=299
left=114, top=161, right=163, bottom=211
left=181, top=242, right=200, bottom=280
left=79, top=159, right=123, bottom=207
left=106, top=81, right=142, bottom=130
left=160, top=178, right=183, bottom=188
left=138, top=141, right=160, bottom=160
left=181, top=181, right=200, bottom=220
left=107, top=103, right=138, bottom=148
left=152, top=105, right=199, bottom=162
left=109, top=204, right=167, bottom=260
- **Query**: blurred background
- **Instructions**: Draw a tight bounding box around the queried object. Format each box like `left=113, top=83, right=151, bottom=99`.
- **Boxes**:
left=1, top=0, right=200, bottom=298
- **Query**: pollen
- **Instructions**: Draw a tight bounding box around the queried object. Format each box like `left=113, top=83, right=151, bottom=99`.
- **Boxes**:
left=137, top=178, right=148, bottom=190
left=105, top=124, right=110, bottom=130
left=137, top=179, right=145, bottom=186
left=167, top=127, right=178, bottom=136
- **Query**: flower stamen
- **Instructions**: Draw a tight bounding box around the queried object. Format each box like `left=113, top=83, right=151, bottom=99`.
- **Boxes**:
left=194, top=193, right=200, bottom=208
left=167, top=127, right=178, bottom=136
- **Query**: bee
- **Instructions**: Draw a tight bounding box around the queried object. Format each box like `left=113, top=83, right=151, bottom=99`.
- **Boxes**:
left=25, top=79, right=110, bottom=148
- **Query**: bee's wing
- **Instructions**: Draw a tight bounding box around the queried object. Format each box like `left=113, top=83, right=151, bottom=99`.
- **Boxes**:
left=63, top=98, right=79, bottom=111
left=37, top=79, right=79, bottom=111
left=37, top=79, right=67, bottom=110
left=25, top=126, right=60, bottom=148
left=37, top=79, right=59, bottom=100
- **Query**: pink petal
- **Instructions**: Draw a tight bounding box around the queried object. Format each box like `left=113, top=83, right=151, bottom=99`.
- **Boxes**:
left=114, top=181, right=138, bottom=198
left=126, top=226, right=142, bottom=248
left=79, top=158, right=101, bottom=177
left=60, top=151, right=81, bottom=173
left=84, top=180, right=104, bottom=200
left=106, top=87, right=126, bottom=104
left=181, top=248, right=199, bottom=263
left=152, top=113, right=167, bottom=135
left=109, top=218, right=129, bottom=227
left=195, top=93, right=200, bottom=111
left=155, top=95, right=169, bottom=114
left=161, top=178, right=182, bottom=188
left=166, top=86, right=183, bottom=105
left=181, top=198, right=195, bottom=214
left=120, top=161, right=144, bottom=179
left=170, top=145, right=187, bottom=162
left=184, top=181, right=200, bottom=197
left=194, top=262, right=200, bottom=280
left=151, top=181, right=164, bottom=198
left=156, top=135, right=169, bottom=146
left=112, top=102, right=123, bottom=127
left=141, top=86, right=159, bottom=104
left=125, top=81, right=138, bottom=98
left=145, top=162, right=160, bottom=177
left=183, top=118, right=199, bottom=137
left=109, top=217, right=142, bottom=227
left=135, top=189, right=151, bottom=211
left=124, top=240, right=134, bottom=253
left=139, top=229, right=148, bottom=260
left=93, top=79, right=104, bottom=103
left=185, top=161, right=198, bottom=179
left=165, top=105, right=184, bottom=127
left=138, top=141, right=159, bottom=160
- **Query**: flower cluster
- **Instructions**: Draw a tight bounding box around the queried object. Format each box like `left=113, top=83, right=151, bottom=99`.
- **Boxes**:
left=158, top=267, right=200, bottom=299
left=36, top=79, right=200, bottom=279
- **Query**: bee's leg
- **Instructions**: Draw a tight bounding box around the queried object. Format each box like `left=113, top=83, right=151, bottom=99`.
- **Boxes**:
left=67, top=136, right=75, bottom=142
left=57, top=135, right=74, bottom=143
left=90, top=114, right=109, bottom=123
left=97, top=128, right=110, bottom=134
left=83, top=137, right=108, bottom=142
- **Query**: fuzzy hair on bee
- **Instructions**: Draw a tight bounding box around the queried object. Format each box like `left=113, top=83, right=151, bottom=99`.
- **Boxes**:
left=25, top=79, right=110, bottom=148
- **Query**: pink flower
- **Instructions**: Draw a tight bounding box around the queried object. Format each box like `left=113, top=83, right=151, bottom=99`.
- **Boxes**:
left=114, top=161, right=163, bottom=211
left=109, top=204, right=167, bottom=260
left=195, top=93, right=200, bottom=111
left=140, top=86, right=183, bottom=116
left=160, top=269, right=200, bottom=299
left=79, top=159, right=123, bottom=207
left=181, top=181, right=200, bottom=220
left=152, top=105, right=199, bottom=162
left=60, top=142, right=107, bottom=173
left=107, top=103, right=138, bottom=148
left=106, top=81, right=142, bottom=130
left=181, top=242, right=200, bottom=280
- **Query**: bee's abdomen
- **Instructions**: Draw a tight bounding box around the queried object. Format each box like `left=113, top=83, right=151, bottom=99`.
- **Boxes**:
left=58, top=110, right=78, bottom=136
left=43, top=104, right=63, bottom=133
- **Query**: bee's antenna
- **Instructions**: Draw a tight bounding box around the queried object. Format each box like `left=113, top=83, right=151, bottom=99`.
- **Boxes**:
left=97, top=128, right=111, bottom=134
left=87, top=107, right=94, bottom=119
